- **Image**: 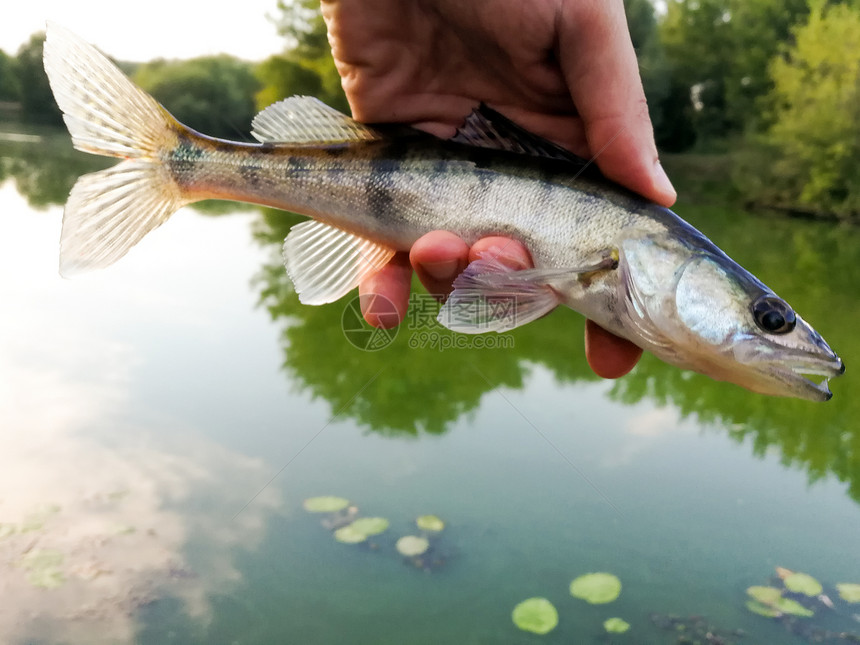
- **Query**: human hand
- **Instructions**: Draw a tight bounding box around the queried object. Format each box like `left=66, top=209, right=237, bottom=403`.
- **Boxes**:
left=322, top=0, right=671, bottom=377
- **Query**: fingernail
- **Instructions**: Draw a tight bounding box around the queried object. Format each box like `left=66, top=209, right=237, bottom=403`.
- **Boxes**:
left=654, top=161, right=677, bottom=203
left=420, top=259, right=460, bottom=281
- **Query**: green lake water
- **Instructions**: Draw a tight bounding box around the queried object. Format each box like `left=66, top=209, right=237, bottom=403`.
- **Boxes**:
left=1, top=130, right=859, bottom=644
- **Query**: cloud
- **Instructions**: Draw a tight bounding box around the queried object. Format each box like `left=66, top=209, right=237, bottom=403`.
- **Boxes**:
left=0, top=185, right=283, bottom=644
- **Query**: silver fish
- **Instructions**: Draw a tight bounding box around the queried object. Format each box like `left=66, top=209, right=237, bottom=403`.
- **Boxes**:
left=43, top=24, right=844, bottom=400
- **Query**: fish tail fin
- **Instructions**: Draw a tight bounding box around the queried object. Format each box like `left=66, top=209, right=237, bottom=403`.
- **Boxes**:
left=43, top=23, right=189, bottom=275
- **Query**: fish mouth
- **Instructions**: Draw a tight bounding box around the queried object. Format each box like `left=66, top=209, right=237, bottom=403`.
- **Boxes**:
left=767, top=353, right=845, bottom=401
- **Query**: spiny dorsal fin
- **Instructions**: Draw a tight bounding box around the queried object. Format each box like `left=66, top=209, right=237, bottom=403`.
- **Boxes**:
left=451, top=104, right=593, bottom=166
left=283, top=220, right=395, bottom=305
left=251, top=97, right=381, bottom=144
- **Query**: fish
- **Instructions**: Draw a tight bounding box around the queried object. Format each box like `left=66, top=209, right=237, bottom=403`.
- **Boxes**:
left=42, top=24, right=844, bottom=401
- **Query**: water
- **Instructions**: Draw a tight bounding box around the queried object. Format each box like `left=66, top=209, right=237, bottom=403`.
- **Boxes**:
left=1, top=130, right=859, bottom=644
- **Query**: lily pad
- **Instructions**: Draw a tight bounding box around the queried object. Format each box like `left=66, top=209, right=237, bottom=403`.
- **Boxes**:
left=396, top=535, right=429, bottom=556
left=570, top=572, right=622, bottom=604
left=20, top=549, right=65, bottom=589
left=20, top=504, right=61, bottom=532
left=746, top=600, right=782, bottom=618
left=603, top=617, right=630, bottom=634
left=303, top=496, right=349, bottom=513
left=28, top=567, right=65, bottom=589
left=774, top=597, right=814, bottom=617
left=21, top=548, right=64, bottom=570
left=416, top=515, right=445, bottom=532
left=348, top=517, right=389, bottom=536
left=511, top=597, right=558, bottom=635
left=334, top=525, right=368, bottom=544
left=784, top=572, right=822, bottom=597
left=747, top=586, right=783, bottom=605
left=0, top=524, right=16, bottom=539
left=836, top=583, right=860, bottom=603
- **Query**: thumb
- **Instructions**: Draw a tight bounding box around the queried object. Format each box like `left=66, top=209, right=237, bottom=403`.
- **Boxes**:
left=557, top=0, right=676, bottom=207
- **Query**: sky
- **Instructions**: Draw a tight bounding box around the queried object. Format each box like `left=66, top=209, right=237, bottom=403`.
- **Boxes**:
left=0, top=1, right=287, bottom=61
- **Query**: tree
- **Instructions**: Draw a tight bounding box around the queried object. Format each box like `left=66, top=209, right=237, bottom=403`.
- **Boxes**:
left=0, top=49, right=20, bottom=101
left=14, top=33, right=62, bottom=124
left=623, top=0, right=696, bottom=151
left=256, top=0, right=353, bottom=113
left=660, top=0, right=809, bottom=143
left=763, top=0, right=860, bottom=216
left=133, top=56, right=260, bottom=138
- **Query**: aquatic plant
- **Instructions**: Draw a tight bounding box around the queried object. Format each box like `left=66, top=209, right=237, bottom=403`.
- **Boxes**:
left=746, top=586, right=782, bottom=605
left=603, top=617, right=630, bottom=634
left=333, top=525, right=368, bottom=544
left=837, top=583, right=860, bottom=603
left=396, top=536, right=429, bottom=557
left=570, top=572, right=622, bottom=604
left=784, top=572, right=823, bottom=597
left=348, top=517, right=389, bottom=536
left=743, top=568, right=860, bottom=643
left=19, top=548, right=65, bottom=589
left=745, top=586, right=814, bottom=617
left=302, top=496, right=349, bottom=512
left=511, top=597, right=558, bottom=635
left=416, top=515, right=445, bottom=532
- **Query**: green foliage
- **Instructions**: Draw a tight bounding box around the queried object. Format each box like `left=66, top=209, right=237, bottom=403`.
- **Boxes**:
left=13, top=33, right=62, bottom=124
left=761, top=1, right=860, bottom=217
left=746, top=586, right=783, bottom=605
left=0, top=128, right=109, bottom=207
left=746, top=600, right=782, bottom=617
left=837, top=583, right=860, bottom=603
left=603, top=617, right=631, bottom=634
left=347, top=517, right=390, bottom=536
left=19, top=548, right=65, bottom=589
left=570, top=573, right=622, bottom=604
left=416, top=515, right=445, bottom=532
left=745, top=584, right=815, bottom=617
left=303, top=496, right=350, bottom=512
left=624, top=0, right=680, bottom=149
left=334, top=525, right=368, bottom=543
left=784, top=572, right=823, bottom=596
left=260, top=0, right=347, bottom=113
left=255, top=53, right=347, bottom=113
left=660, top=0, right=809, bottom=143
left=274, top=0, right=331, bottom=60
left=133, top=56, right=259, bottom=138
left=0, top=49, right=20, bottom=101
left=395, top=536, right=429, bottom=556
left=511, top=597, right=558, bottom=635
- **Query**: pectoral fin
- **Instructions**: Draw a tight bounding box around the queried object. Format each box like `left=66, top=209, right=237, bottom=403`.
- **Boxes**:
left=283, top=220, right=395, bottom=305
left=437, top=251, right=617, bottom=333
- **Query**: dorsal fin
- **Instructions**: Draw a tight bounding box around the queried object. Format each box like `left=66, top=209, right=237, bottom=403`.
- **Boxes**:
left=251, top=96, right=382, bottom=144
left=451, top=104, right=595, bottom=168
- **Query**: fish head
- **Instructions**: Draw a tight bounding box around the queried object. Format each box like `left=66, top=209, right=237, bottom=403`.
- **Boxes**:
left=618, top=232, right=844, bottom=400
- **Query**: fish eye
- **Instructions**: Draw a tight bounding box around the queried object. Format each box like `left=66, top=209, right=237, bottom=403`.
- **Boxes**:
left=751, top=295, right=796, bottom=334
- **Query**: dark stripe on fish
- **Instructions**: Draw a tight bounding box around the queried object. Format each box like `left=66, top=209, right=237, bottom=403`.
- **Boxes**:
left=366, top=157, right=397, bottom=221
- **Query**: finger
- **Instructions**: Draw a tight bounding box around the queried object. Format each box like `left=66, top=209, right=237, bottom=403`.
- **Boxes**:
left=410, top=231, right=470, bottom=296
left=558, top=0, right=676, bottom=207
left=468, top=236, right=533, bottom=269
left=359, top=252, right=412, bottom=328
left=584, top=319, right=642, bottom=378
